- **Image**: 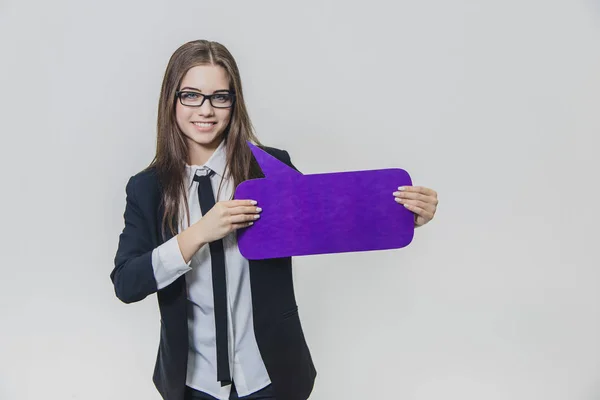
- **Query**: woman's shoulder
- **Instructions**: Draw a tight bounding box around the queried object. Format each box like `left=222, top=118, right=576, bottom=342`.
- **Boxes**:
left=257, top=145, right=291, bottom=163
left=125, top=165, right=160, bottom=196
left=257, top=144, right=297, bottom=171
left=129, top=165, right=158, bottom=183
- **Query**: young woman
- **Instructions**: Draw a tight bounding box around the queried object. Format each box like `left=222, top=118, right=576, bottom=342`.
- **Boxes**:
left=111, top=39, right=438, bottom=400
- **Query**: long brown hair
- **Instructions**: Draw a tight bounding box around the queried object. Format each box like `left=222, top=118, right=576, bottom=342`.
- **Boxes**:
left=148, top=39, right=263, bottom=239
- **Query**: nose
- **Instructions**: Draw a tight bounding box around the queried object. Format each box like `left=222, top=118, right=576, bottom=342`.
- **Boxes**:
left=197, top=98, right=214, bottom=116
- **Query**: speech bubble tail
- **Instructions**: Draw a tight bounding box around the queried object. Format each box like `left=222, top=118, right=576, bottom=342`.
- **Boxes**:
left=247, top=141, right=303, bottom=178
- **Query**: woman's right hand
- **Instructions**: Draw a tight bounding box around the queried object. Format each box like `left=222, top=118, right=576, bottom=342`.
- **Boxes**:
left=195, top=200, right=262, bottom=244
left=176, top=200, right=261, bottom=263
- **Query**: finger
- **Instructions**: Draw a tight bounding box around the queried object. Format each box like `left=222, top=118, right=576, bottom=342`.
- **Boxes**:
left=232, top=221, right=255, bottom=230
left=224, top=199, right=258, bottom=207
left=395, top=198, right=436, bottom=213
left=230, top=213, right=261, bottom=224
left=393, top=191, right=431, bottom=202
left=398, top=186, right=437, bottom=197
left=395, top=191, right=439, bottom=208
left=228, top=206, right=262, bottom=215
left=400, top=201, right=434, bottom=220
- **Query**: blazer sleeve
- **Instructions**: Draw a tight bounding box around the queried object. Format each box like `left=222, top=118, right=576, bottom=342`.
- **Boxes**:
left=111, top=176, right=159, bottom=304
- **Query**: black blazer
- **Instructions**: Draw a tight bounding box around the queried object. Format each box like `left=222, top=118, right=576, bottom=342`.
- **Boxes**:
left=111, top=147, right=316, bottom=400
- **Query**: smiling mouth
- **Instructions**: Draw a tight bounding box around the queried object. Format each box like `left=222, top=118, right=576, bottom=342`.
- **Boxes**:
left=192, top=122, right=217, bottom=127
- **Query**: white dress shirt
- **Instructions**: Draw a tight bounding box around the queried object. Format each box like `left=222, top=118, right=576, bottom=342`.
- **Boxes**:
left=151, top=140, right=271, bottom=400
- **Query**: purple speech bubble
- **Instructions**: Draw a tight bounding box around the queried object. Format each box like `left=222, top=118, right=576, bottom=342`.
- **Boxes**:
left=234, top=143, right=414, bottom=259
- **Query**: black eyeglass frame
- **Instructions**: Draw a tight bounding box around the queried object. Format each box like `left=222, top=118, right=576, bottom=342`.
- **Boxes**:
left=175, top=90, right=236, bottom=108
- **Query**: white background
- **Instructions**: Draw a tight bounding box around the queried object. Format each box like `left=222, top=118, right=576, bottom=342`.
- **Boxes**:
left=1, top=1, right=599, bottom=399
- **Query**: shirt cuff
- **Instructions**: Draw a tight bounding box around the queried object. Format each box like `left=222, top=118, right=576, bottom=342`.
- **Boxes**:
left=152, top=236, right=192, bottom=290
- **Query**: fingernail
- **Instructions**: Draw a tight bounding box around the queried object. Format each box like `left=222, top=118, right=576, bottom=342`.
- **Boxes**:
left=256, top=207, right=262, bottom=212
left=393, top=191, right=400, bottom=196
left=404, top=203, right=410, bottom=208
left=250, top=200, right=257, bottom=205
left=398, top=186, right=406, bottom=191
left=395, top=198, right=402, bottom=203
left=249, top=222, right=254, bottom=225
left=254, top=214, right=260, bottom=219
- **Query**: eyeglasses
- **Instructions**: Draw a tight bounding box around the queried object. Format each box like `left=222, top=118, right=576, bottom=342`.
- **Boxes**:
left=175, top=90, right=235, bottom=108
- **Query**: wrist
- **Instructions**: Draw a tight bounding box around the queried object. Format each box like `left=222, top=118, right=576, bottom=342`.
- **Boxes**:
left=191, top=220, right=209, bottom=247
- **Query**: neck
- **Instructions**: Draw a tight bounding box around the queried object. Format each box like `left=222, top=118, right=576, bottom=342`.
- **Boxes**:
left=187, top=136, right=223, bottom=165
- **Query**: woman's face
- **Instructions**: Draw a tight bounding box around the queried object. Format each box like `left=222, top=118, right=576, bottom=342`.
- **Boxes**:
left=175, top=65, right=233, bottom=151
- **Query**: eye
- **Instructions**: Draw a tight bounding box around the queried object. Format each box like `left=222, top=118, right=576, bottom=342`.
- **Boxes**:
left=181, top=92, right=200, bottom=100
left=212, top=94, right=232, bottom=103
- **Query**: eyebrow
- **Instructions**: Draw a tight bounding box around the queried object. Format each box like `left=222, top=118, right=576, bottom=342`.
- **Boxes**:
left=179, top=87, right=231, bottom=93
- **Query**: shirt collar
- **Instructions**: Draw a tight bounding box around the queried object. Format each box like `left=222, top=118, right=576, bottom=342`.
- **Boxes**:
left=185, top=139, right=227, bottom=187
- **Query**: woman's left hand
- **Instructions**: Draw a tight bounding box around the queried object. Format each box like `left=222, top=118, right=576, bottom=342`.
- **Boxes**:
left=393, top=186, right=438, bottom=227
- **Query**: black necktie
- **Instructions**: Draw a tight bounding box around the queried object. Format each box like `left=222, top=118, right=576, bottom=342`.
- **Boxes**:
left=193, top=168, right=231, bottom=387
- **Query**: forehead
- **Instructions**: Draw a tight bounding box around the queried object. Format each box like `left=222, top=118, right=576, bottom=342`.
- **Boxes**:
left=179, top=65, right=230, bottom=92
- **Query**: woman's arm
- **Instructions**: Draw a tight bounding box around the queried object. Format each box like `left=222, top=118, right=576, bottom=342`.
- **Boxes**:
left=111, top=175, right=259, bottom=303
left=111, top=176, right=160, bottom=303
left=110, top=177, right=206, bottom=303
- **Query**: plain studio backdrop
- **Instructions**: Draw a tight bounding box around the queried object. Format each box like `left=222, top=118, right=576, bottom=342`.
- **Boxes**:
left=1, top=0, right=599, bottom=399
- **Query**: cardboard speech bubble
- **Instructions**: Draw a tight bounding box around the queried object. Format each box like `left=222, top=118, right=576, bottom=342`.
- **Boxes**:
left=234, top=142, right=414, bottom=259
